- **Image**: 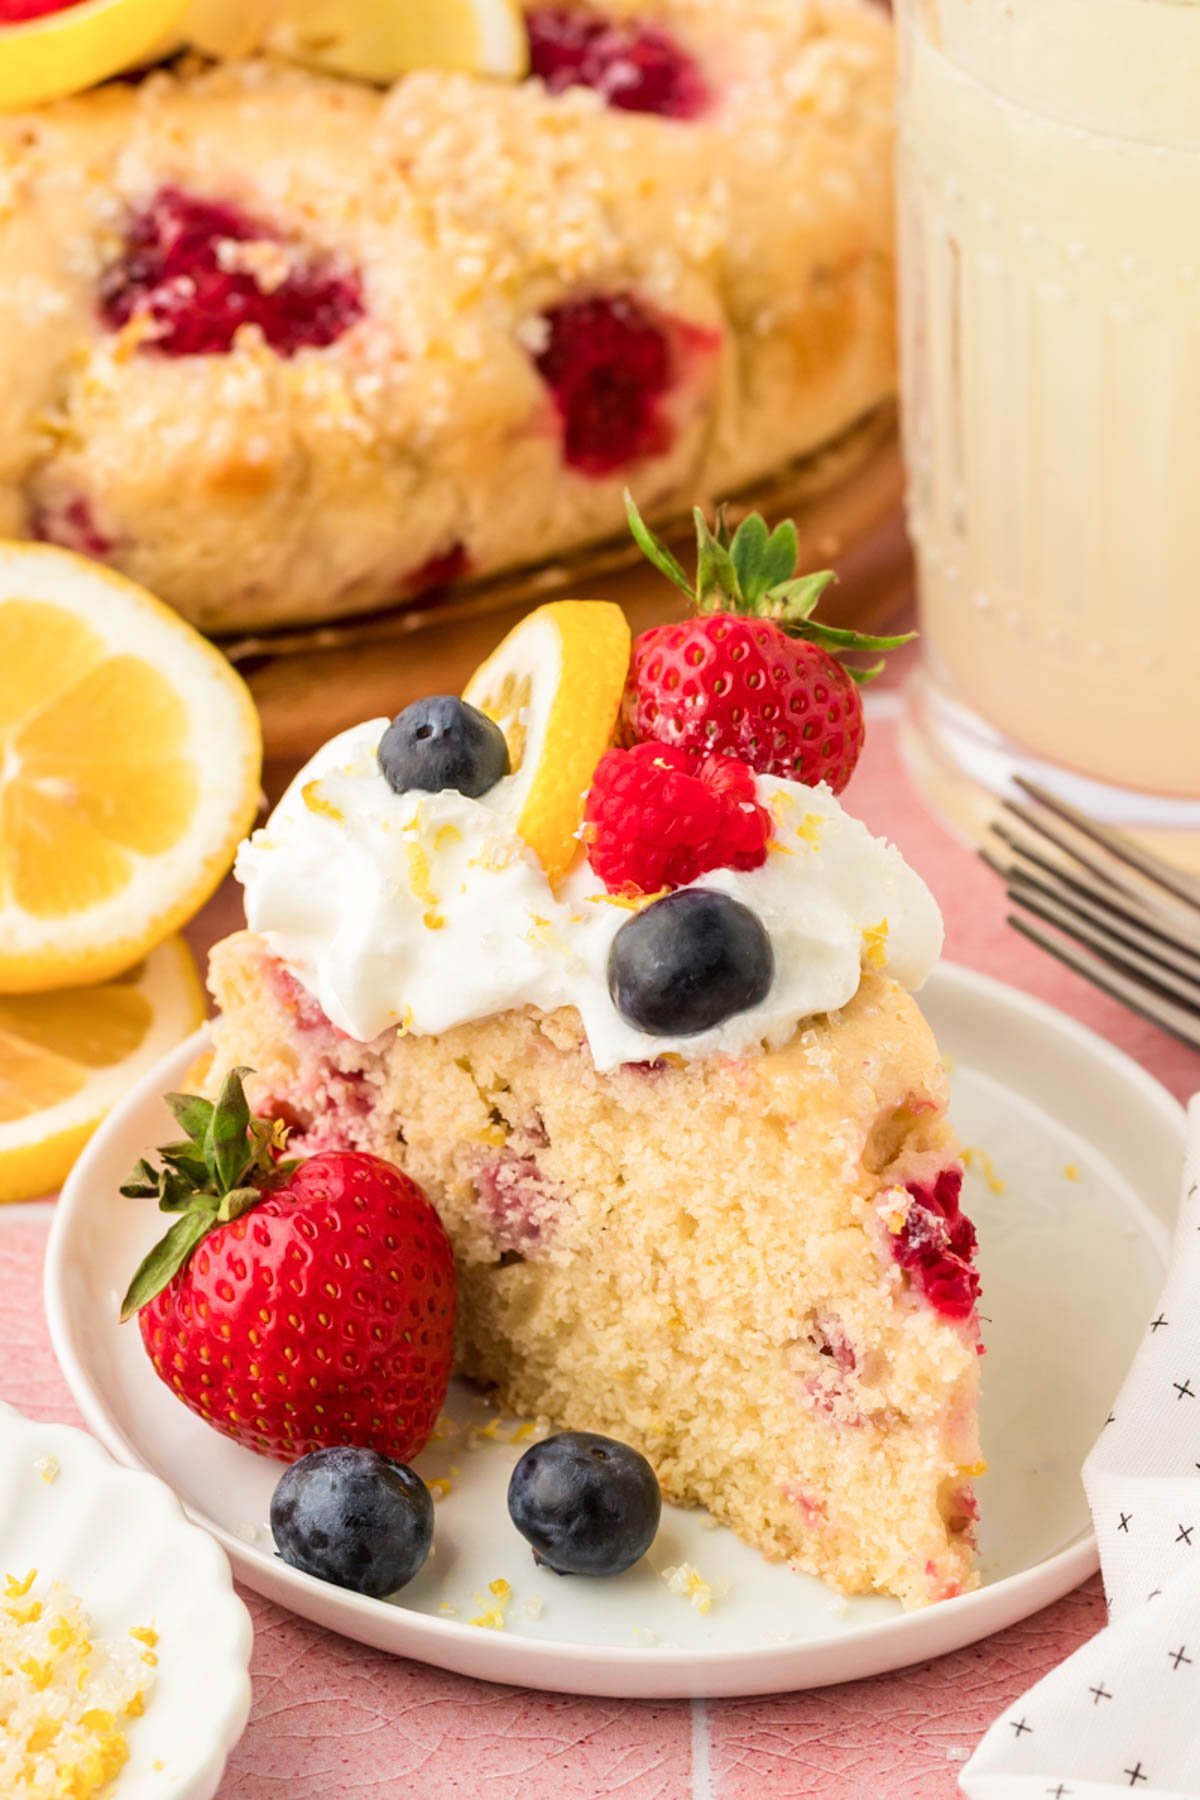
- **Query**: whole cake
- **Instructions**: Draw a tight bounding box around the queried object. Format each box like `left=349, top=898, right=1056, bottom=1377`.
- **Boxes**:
left=201, top=504, right=983, bottom=1609
left=0, top=0, right=895, bottom=631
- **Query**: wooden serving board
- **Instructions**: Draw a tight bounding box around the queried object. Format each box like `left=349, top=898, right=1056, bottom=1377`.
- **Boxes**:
left=228, top=408, right=910, bottom=761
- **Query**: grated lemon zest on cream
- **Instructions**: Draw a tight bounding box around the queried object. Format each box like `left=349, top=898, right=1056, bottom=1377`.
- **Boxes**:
left=861, top=919, right=889, bottom=971
left=300, top=780, right=344, bottom=825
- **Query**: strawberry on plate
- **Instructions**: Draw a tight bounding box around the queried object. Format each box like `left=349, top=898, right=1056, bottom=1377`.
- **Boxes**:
left=120, top=1069, right=456, bottom=1464
left=621, top=494, right=913, bottom=794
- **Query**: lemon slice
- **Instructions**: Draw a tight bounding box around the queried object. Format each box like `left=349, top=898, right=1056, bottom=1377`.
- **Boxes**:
left=0, top=934, right=204, bottom=1203
left=0, top=543, right=261, bottom=993
left=260, top=0, right=528, bottom=84
left=464, top=600, right=630, bottom=886
left=0, top=0, right=191, bottom=112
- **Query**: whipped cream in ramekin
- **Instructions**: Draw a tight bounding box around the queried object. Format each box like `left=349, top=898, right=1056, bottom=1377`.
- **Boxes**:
left=236, top=721, right=943, bottom=1071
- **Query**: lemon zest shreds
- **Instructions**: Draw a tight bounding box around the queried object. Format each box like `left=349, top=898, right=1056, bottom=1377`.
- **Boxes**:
left=962, top=1146, right=1007, bottom=1195
left=301, top=780, right=344, bottom=825
left=0, top=1573, right=155, bottom=1797
left=586, top=888, right=670, bottom=912
left=5, top=1571, right=37, bottom=1599
left=861, top=919, right=889, bottom=971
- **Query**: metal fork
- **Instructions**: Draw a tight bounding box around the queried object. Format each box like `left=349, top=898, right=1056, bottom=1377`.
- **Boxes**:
left=982, top=778, right=1200, bottom=1053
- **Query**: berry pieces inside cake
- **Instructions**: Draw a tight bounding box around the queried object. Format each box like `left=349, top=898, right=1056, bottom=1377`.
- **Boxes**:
left=201, top=503, right=982, bottom=1611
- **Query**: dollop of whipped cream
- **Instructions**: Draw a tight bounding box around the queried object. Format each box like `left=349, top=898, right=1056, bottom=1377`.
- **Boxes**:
left=237, top=721, right=943, bottom=1071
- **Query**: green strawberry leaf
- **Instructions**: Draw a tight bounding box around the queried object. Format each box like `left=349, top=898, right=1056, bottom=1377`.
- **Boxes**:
left=758, top=521, right=800, bottom=598
left=766, top=571, right=839, bottom=622
left=846, top=659, right=887, bottom=685
left=623, top=492, right=692, bottom=596
left=791, top=620, right=916, bottom=653
left=165, top=1091, right=214, bottom=1145
left=205, top=1065, right=252, bottom=1193
left=159, top=1142, right=212, bottom=1185
left=119, top=1158, right=162, bottom=1200
left=119, top=1209, right=215, bottom=1323
left=694, top=508, right=741, bottom=613
left=730, top=514, right=771, bottom=602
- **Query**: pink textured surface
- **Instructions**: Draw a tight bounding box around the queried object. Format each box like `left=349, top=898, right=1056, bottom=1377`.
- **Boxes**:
left=2, top=705, right=1196, bottom=1800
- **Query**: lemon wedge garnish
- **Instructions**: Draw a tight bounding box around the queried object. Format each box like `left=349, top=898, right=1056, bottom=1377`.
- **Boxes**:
left=0, top=935, right=204, bottom=1202
left=0, top=0, right=191, bottom=112
left=464, top=600, right=630, bottom=886
left=257, top=0, right=528, bottom=84
left=0, top=543, right=261, bottom=992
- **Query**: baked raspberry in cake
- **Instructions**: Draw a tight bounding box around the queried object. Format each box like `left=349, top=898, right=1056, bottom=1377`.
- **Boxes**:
left=0, top=0, right=895, bottom=630
left=201, top=508, right=983, bottom=1610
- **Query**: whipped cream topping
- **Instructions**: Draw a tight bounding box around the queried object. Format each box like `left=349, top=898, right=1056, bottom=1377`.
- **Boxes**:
left=236, top=721, right=944, bottom=1071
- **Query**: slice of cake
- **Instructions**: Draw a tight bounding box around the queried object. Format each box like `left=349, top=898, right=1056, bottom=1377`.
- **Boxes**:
left=204, top=505, right=982, bottom=1609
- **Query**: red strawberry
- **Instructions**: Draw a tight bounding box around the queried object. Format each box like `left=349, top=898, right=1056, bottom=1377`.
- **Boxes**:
left=120, top=1070, right=455, bottom=1464
left=621, top=496, right=912, bottom=793
left=583, top=742, right=770, bottom=894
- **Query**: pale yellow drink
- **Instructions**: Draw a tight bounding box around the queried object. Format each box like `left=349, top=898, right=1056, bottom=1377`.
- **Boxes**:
left=898, top=0, right=1200, bottom=805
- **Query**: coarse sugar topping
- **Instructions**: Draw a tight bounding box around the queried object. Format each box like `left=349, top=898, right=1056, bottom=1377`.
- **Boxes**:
left=0, top=1571, right=156, bottom=1798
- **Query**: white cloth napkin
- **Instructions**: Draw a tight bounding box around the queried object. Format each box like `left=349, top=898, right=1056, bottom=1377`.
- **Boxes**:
left=962, top=1097, right=1200, bottom=1800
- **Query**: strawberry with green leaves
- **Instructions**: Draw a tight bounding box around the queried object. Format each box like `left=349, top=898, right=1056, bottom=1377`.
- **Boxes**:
left=621, top=493, right=912, bottom=794
left=121, top=1069, right=456, bottom=1464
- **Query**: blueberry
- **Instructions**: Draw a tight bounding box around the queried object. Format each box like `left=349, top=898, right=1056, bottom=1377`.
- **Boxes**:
left=378, top=696, right=510, bottom=799
left=269, top=1445, right=433, bottom=1598
left=507, top=1431, right=661, bottom=1576
left=608, top=888, right=773, bottom=1036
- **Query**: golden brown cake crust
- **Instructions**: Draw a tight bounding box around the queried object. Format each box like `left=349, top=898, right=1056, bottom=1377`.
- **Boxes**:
left=0, top=0, right=895, bottom=630
left=205, top=929, right=980, bottom=1608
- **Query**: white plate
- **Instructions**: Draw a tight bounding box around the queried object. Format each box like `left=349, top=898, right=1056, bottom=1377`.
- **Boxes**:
left=44, top=964, right=1183, bottom=1699
left=0, top=1402, right=251, bottom=1798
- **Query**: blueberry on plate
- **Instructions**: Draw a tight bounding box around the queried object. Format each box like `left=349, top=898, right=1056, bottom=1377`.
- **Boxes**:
left=507, top=1430, right=661, bottom=1576
left=378, top=695, right=510, bottom=799
left=270, top=1445, right=433, bottom=1598
left=608, top=888, right=774, bottom=1036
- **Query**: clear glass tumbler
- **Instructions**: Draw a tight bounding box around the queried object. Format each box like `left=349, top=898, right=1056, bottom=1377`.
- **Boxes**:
left=896, top=0, right=1200, bottom=857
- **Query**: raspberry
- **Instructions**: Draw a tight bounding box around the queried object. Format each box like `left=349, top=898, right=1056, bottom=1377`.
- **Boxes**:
left=30, top=495, right=114, bottom=560
left=403, top=542, right=470, bottom=599
left=534, top=294, right=675, bottom=476
left=583, top=742, right=770, bottom=894
left=891, top=1169, right=980, bottom=1321
left=98, top=187, right=364, bottom=359
left=526, top=5, right=709, bottom=118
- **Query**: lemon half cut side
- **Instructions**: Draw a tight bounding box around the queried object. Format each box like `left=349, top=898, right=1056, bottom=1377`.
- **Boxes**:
left=0, top=543, right=262, bottom=992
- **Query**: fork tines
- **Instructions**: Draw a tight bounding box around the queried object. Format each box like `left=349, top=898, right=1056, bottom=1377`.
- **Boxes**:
left=983, top=777, right=1200, bottom=1053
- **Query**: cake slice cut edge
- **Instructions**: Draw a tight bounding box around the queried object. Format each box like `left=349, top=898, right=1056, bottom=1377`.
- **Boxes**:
left=205, top=929, right=982, bottom=1611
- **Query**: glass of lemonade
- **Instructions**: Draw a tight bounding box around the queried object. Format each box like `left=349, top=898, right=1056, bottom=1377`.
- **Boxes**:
left=896, top=0, right=1200, bottom=855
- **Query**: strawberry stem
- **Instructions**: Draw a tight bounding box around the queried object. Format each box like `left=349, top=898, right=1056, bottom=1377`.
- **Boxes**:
left=624, top=490, right=915, bottom=681
left=119, top=1067, right=292, bottom=1321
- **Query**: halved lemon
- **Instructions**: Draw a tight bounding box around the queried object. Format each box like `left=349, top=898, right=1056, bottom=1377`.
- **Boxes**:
left=0, top=933, right=204, bottom=1202
left=0, top=543, right=261, bottom=993
left=464, top=600, right=630, bottom=886
left=258, top=0, right=528, bottom=84
left=0, top=0, right=191, bottom=112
